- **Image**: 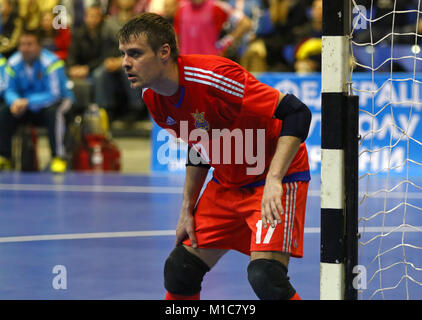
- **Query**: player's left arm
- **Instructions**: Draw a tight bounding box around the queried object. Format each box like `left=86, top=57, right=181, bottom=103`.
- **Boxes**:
left=261, top=93, right=312, bottom=229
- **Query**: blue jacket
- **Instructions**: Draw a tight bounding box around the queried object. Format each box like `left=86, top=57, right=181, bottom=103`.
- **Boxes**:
left=0, top=54, right=6, bottom=99
left=5, top=49, right=74, bottom=112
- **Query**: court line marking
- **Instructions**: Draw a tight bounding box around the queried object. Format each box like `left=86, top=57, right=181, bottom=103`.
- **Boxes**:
left=0, top=184, right=184, bottom=194
left=0, top=226, right=420, bottom=243
left=0, top=183, right=420, bottom=199
left=0, top=230, right=176, bottom=243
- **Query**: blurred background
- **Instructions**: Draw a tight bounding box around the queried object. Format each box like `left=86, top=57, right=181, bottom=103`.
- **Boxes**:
left=0, top=0, right=326, bottom=174
left=1, top=0, right=420, bottom=175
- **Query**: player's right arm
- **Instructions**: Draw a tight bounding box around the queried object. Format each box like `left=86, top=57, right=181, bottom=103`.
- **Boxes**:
left=176, top=163, right=210, bottom=248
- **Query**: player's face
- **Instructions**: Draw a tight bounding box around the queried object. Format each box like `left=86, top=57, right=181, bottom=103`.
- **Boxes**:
left=119, top=34, right=165, bottom=90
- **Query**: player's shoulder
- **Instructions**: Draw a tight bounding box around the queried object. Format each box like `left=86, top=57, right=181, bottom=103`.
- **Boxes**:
left=180, top=54, right=246, bottom=100
left=141, top=88, right=163, bottom=111
left=181, top=54, right=240, bottom=69
left=181, top=54, right=247, bottom=82
left=141, top=88, right=153, bottom=101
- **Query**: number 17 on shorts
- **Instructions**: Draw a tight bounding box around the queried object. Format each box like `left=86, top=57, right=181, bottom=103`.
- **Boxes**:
left=249, top=181, right=308, bottom=258
left=255, top=220, right=276, bottom=244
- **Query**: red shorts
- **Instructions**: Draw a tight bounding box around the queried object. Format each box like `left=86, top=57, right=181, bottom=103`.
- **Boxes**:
left=183, top=179, right=309, bottom=258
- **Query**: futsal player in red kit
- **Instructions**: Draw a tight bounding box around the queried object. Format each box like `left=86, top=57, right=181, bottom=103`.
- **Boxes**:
left=118, top=13, right=312, bottom=300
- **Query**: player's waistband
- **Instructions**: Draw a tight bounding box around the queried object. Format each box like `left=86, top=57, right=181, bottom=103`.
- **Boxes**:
left=211, top=170, right=311, bottom=188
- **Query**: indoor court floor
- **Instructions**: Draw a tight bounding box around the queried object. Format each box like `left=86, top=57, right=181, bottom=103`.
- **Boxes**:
left=0, top=172, right=420, bottom=300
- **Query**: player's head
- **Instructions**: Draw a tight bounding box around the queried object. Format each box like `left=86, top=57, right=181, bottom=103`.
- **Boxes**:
left=118, top=12, right=179, bottom=89
left=118, top=12, right=178, bottom=61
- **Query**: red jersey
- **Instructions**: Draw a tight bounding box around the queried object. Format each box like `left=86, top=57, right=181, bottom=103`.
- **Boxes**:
left=143, top=54, right=310, bottom=188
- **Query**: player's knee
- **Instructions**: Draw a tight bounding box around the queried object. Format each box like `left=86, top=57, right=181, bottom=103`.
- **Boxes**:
left=164, top=245, right=210, bottom=296
left=247, top=259, right=296, bottom=300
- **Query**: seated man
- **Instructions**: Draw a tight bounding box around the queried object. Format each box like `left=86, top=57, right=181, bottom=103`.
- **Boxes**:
left=0, top=30, right=74, bottom=173
left=0, top=54, right=9, bottom=170
left=0, top=54, right=5, bottom=98
left=66, top=4, right=107, bottom=112
left=92, top=0, right=146, bottom=125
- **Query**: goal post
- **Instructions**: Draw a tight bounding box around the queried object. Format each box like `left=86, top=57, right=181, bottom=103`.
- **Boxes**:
left=320, top=0, right=359, bottom=300
left=321, top=0, right=422, bottom=300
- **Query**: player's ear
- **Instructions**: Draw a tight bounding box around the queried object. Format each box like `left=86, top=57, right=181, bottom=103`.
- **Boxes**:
left=159, top=43, right=172, bottom=62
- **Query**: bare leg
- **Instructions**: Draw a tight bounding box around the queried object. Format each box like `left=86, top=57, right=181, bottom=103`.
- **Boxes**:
left=250, top=251, right=290, bottom=268
left=183, top=245, right=228, bottom=269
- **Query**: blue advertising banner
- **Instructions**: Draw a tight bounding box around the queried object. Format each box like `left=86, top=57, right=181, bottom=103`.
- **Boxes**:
left=150, top=73, right=422, bottom=177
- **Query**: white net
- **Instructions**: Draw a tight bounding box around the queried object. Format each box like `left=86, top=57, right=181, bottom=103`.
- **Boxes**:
left=350, top=0, right=422, bottom=299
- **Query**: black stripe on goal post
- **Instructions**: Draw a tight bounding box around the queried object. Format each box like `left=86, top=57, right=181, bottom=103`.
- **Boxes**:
left=321, top=0, right=358, bottom=300
left=344, top=95, right=359, bottom=300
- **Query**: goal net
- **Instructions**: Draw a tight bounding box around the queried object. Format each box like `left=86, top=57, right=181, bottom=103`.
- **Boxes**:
left=350, top=0, right=422, bottom=299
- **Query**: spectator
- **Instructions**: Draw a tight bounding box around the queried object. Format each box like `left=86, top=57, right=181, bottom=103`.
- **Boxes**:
left=173, top=0, right=252, bottom=57
left=39, top=10, right=72, bottom=60
left=291, top=0, right=322, bottom=41
left=108, top=0, right=148, bottom=16
left=353, top=0, right=416, bottom=45
left=66, top=4, right=105, bottom=112
left=393, top=1, right=422, bottom=45
left=0, top=0, right=23, bottom=58
left=0, top=30, right=74, bottom=173
left=0, top=54, right=7, bottom=170
left=60, top=0, right=112, bottom=29
left=240, top=0, right=310, bottom=72
left=294, top=37, right=321, bottom=74
left=162, top=0, right=179, bottom=24
left=147, top=0, right=167, bottom=15
left=263, top=0, right=310, bottom=70
left=18, top=0, right=58, bottom=30
left=0, top=53, right=5, bottom=101
left=239, top=0, right=274, bottom=72
left=93, top=0, right=145, bottom=124
left=292, top=0, right=322, bottom=73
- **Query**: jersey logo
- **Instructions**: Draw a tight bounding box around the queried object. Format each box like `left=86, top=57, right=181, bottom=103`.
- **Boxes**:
left=165, top=116, right=177, bottom=126
left=191, top=110, right=209, bottom=131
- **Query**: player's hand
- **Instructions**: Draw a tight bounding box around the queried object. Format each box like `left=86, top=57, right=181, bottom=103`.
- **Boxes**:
left=175, top=206, right=198, bottom=248
left=261, top=176, right=284, bottom=229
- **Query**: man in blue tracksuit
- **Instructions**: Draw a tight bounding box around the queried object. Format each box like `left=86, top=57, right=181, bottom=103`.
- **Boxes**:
left=0, top=30, right=74, bottom=172
left=0, top=53, right=9, bottom=170
left=0, top=54, right=5, bottom=101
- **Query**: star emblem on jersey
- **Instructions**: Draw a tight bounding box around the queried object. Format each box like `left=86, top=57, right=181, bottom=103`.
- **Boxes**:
left=191, top=110, right=209, bottom=131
